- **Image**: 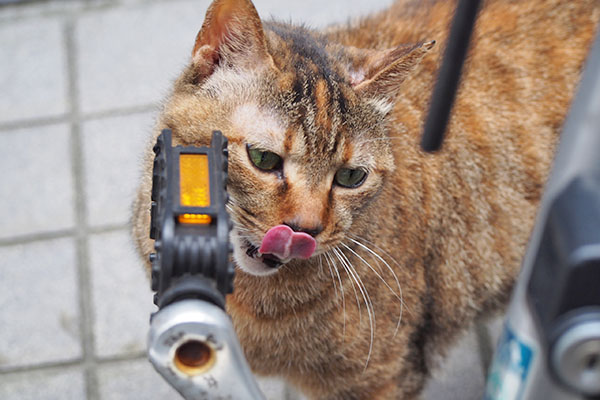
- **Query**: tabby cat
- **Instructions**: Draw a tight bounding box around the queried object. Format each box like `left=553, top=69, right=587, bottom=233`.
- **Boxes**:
left=132, top=0, right=600, bottom=398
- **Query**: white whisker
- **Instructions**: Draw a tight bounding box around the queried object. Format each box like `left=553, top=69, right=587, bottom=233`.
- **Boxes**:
left=342, top=242, right=403, bottom=337
left=336, top=248, right=376, bottom=335
left=333, top=247, right=374, bottom=371
left=327, top=251, right=347, bottom=338
left=348, top=235, right=410, bottom=323
left=318, top=254, right=324, bottom=276
left=330, top=249, right=361, bottom=326
left=324, top=252, right=339, bottom=302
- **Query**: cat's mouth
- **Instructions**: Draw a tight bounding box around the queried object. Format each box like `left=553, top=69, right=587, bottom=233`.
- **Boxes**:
left=231, top=226, right=317, bottom=276
left=244, top=241, right=284, bottom=269
left=230, top=234, right=287, bottom=276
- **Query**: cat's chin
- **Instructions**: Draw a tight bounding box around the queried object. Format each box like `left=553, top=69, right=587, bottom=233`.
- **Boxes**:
left=234, top=254, right=281, bottom=276
left=230, top=233, right=282, bottom=276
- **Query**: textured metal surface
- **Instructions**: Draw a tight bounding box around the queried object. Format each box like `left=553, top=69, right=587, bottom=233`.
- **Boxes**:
left=148, top=300, right=265, bottom=400
left=552, top=321, right=600, bottom=396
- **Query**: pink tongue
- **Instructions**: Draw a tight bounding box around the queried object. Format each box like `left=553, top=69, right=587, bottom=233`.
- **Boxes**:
left=259, top=225, right=316, bottom=260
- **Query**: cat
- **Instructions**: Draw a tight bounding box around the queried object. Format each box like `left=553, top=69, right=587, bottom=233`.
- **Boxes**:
left=132, top=0, right=600, bottom=398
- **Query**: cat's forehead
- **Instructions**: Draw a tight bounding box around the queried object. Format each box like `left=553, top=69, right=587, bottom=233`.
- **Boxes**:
left=230, top=103, right=285, bottom=150
left=230, top=101, right=342, bottom=156
left=230, top=101, right=377, bottom=171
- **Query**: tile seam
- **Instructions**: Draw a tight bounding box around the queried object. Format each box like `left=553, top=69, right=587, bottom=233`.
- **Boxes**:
left=65, top=17, right=100, bottom=400
left=0, top=224, right=130, bottom=248
left=0, top=115, right=70, bottom=132
left=82, top=103, right=159, bottom=121
left=0, top=229, right=76, bottom=247
left=0, top=105, right=159, bottom=133
left=0, top=352, right=148, bottom=376
left=0, top=360, right=84, bottom=378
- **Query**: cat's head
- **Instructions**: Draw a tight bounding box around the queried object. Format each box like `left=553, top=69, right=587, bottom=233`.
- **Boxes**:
left=159, top=0, right=433, bottom=276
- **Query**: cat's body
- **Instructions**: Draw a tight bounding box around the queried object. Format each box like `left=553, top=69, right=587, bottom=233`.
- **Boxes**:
left=133, top=0, right=600, bottom=398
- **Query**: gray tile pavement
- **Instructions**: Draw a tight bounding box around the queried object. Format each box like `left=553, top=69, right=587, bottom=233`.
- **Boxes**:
left=89, top=230, right=155, bottom=358
left=0, top=237, right=81, bottom=370
left=82, top=112, right=154, bottom=227
left=97, top=359, right=292, bottom=400
left=0, top=0, right=494, bottom=398
left=75, top=0, right=205, bottom=114
left=423, top=326, right=487, bottom=400
left=0, top=367, right=86, bottom=400
left=97, top=359, right=179, bottom=400
left=0, top=123, right=75, bottom=240
left=487, top=314, right=505, bottom=349
left=0, top=17, right=69, bottom=123
left=256, top=377, right=289, bottom=400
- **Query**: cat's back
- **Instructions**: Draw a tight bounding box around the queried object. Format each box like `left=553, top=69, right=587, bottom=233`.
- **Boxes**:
left=343, top=0, right=600, bottom=49
left=332, top=0, right=600, bottom=352
left=387, top=0, right=600, bottom=206
left=333, top=0, right=600, bottom=113
left=329, top=0, right=600, bottom=167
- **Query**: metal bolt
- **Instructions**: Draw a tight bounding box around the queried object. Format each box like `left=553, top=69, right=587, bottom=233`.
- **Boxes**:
left=552, top=319, right=600, bottom=396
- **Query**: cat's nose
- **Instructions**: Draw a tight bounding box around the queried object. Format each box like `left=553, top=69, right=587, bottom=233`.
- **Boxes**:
left=283, top=222, right=323, bottom=238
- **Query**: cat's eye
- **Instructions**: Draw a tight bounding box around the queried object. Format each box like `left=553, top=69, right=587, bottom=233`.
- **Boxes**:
left=334, top=168, right=367, bottom=188
left=247, top=146, right=283, bottom=171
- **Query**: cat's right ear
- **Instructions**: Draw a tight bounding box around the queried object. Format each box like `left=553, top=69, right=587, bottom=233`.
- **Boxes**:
left=192, top=0, right=272, bottom=81
left=350, top=41, right=436, bottom=101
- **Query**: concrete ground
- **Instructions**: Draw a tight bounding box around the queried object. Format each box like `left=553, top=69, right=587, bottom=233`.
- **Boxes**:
left=0, top=0, right=501, bottom=398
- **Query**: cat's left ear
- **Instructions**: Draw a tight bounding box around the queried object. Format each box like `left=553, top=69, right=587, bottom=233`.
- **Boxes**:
left=191, top=0, right=272, bottom=80
left=349, top=41, right=436, bottom=100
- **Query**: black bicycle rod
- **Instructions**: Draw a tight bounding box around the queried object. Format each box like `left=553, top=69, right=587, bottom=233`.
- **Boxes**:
left=421, top=0, right=482, bottom=152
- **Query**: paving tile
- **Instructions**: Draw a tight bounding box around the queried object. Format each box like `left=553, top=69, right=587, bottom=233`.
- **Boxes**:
left=97, top=359, right=295, bottom=400
left=0, top=17, right=68, bottom=123
left=0, top=1, right=84, bottom=24
left=257, top=376, right=288, bottom=400
left=82, top=112, right=154, bottom=227
left=288, top=386, right=308, bottom=400
left=0, top=238, right=81, bottom=370
left=423, top=325, right=486, bottom=400
left=480, top=315, right=507, bottom=393
left=252, top=0, right=393, bottom=28
left=0, top=367, right=86, bottom=400
left=76, top=0, right=206, bottom=114
left=0, top=123, right=75, bottom=240
left=89, top=230, right=155, bottom=358
left=486, top=314, right=506, bottom=366
left=97, top=358, right=179, bottom=400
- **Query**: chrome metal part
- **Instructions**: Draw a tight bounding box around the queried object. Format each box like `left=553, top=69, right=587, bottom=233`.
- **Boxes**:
left=148, top=300, right=265, bottom=400
left=552, top=320, right=600, bottom=396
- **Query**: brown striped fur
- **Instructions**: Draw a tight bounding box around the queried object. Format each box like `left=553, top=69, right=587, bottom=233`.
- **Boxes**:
left=132, top=0, right=600, bottom=398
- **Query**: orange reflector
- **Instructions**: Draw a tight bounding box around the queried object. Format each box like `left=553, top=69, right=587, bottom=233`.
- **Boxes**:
left=178, top=214, right=212, bottom=224
left=179, top=154, right=211, bottom=225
